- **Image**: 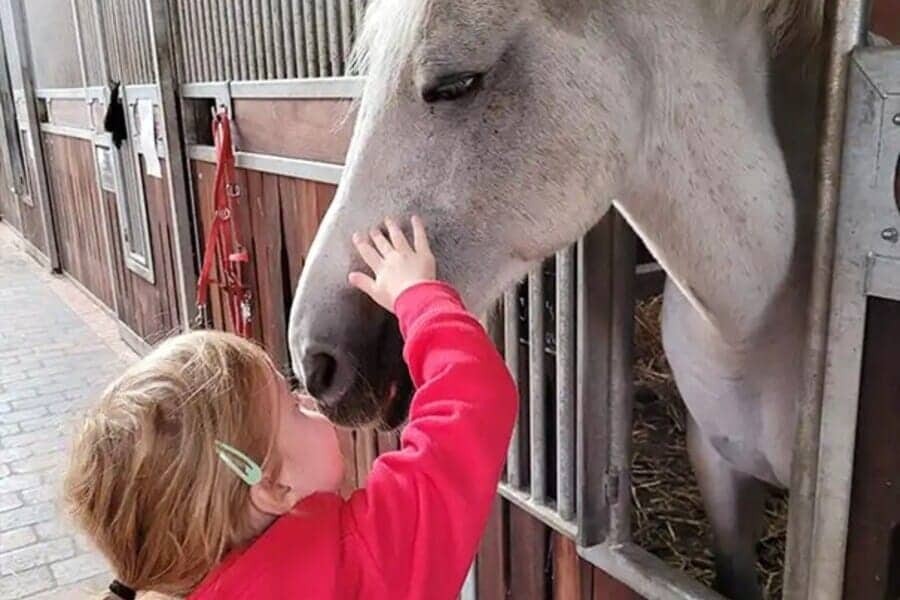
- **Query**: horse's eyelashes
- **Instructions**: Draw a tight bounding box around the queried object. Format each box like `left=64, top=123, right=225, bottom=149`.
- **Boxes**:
left=422, top=73, right=483, bottom=104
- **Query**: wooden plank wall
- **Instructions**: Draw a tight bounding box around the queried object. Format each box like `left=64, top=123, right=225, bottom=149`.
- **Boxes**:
left=842, top=298, right=900, bottom=599
left=105, top=163, right=182, bottom=344
left=42, top=133, right=115, bottom=308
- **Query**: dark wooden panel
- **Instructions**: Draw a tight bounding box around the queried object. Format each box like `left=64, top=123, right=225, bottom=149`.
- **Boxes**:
left=552, top=534, right=589, bottom=600
left=872, top=0, right=900, bottom=43
left=47, top=99, right=91, bottom=129
left=233, top=98, right=354, bottom=164
left=42, top=133, right=114, bottom=308
left=477, top=496, right=508, bottom=599
left=591, top=567, right=644, bottom=600
left=843, top=297, right=900, bottom=599
left=509, top=504, right=550, bottom=599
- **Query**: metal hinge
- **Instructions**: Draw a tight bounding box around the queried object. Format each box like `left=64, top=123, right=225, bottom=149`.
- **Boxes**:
left=604, top=468, right=620, bottom=504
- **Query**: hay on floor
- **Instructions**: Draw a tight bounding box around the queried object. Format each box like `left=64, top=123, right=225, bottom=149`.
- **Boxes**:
left=631, top=296, right=788, bottom=599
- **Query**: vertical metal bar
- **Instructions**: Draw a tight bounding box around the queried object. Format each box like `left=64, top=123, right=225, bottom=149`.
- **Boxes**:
left=786, top=1, right=872, bottom=598
left=115, top=3, right=135, bottom=83
left=7, top=0, right=60, bottom=269
left=198, top=0, right=216, bottom=81
left=145, top=0, right=200, bottom=328
left=251, top=0, right=266, bottom=80
left=261, top=0, right=274, bottom=78
left=209, top=0, right=226, bottom=79
left=555, top=246, right=576, bottom=521
left=224, top=0, right=240, bottom=79
left=303, top=0, right=318, bottom=77
left=325, top=0, right=341, bottom=76
left=177, top=0, right=194, bottom=81
left=70, top=0, right=89, bottom=88
left=314, top=0, right=328, bottom=76
left=353, top=0, right=363, bottom=41
left=528, top=267, right=546, bottom=504
left=504, top=289, right=521, bottom=489
left=243, top=0, right=258, bottom=79
left=233, top=0, right=248, bottom=79
left=281, top=0, right=296, bottom=78
left=339, top=0, right=351, bottom=63
left=130, top=0, right=148, bottom=81
left=607, top=214, right=636, bottom=543
left=271, top=0, right=285, bottom=78
left=213, top=0, right=232, bottom=80
left=202, top=0, right=218, bottom=80
left=136, top=0, right=153, bottom=82
left=576, top=220, right=613, bottom=547
left=101, top=4, right=118, bottom=80
left=291, top=0, right=307, bottom=77
left=188, top=0, right=207, bottom=81
left=91, top=0, right=110, bottom=86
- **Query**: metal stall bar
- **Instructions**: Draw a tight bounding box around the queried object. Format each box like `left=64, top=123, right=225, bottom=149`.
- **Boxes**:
left=292, top=0, right=307, bottom=78
left=303, top=0, right=319, bottom=77
left=271, top=0, right=286, bottom=79
left=282, top=0, right=296, bottom=78
left=555, top=246, right=576, bottom=521
left=189, top=0, right=207, bottom=81
left=7, top=0, right=60, bottom=269
left=209, top=0, right=226, bottom=80
left=200, top=0, right=217, bottom=81
left=177, top=0, right=194, bottom=81
left=784, top=0, right=872, bottom=598
left=234, top=0, right=248, bottom=80
left=340, top=0, right=352, bottom=63
left=262, top=0, right=276, bottom=79
left=315, top=0, right=329, bottom=76
left=252, top=0, right=267, bottom=79
left=504, top=289, right=522, bottom=489
left=243, top=0, right=258, bottom=80
left=326, top=0, right=342, bottom=75
left=606, top=211, right=636, bottom=543
left=575, top=213, right=628, bottom=547
left=224, top=0, right=240, bottom=79
left=528, top=267, right=547, bottom=504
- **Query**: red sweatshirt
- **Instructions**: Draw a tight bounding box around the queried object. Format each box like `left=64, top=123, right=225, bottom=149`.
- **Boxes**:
left=190, top=282, right=518, bottom=599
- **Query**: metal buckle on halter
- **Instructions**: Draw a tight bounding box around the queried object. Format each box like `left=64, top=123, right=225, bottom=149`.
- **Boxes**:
left=226, top=183, right=241, bottom=197
left=193, top=304, right=208, bottom=329
left=215, top=208, right=231, bottom=220
left=240, top=294, right=253, bottom=324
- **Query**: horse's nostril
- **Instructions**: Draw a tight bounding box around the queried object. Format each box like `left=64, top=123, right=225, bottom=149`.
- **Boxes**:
left=303, top=352, right=338, bottom=401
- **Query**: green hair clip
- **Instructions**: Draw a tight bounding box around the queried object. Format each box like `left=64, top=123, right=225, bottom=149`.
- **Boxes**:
left=215, top=441, right=263, bottom=486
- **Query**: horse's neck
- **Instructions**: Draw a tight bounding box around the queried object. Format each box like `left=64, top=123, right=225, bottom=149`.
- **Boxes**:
left=617, top=12, right=819, bottom=343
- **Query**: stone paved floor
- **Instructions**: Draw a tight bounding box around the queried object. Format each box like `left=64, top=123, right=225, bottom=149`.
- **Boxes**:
left=0, top=223, right=138, bottom=599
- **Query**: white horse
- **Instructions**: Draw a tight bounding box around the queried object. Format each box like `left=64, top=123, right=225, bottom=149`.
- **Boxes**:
left=288, top=1, right=827, bottom=597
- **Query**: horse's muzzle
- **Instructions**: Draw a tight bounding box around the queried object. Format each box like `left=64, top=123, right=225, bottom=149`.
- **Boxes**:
left=289, top=295, right=413, bottom=430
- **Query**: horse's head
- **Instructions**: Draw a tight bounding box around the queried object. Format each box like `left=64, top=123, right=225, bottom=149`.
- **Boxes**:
left=289, top=0, right=644, bottom=427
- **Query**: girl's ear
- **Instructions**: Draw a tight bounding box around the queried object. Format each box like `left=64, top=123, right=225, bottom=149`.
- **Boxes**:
left=249, top=477, right=295, bottom=517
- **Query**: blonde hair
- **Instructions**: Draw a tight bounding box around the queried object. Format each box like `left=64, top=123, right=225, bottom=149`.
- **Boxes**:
left=64, top=331, right=282, bottom=598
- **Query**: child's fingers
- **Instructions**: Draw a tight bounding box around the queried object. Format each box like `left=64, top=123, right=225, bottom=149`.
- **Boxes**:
left=369, top=228, right=393, bottom=256
left=411, top=215, right=430, bottom=253
left=353, top=233, right=383, bottom=271
left=384, top=218, right=411, bottom=252
left=348, top=272, right=377, bottom=298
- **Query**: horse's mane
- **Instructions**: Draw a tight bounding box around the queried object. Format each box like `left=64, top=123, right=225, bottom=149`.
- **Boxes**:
left=748, top=0, right=826, bottom=50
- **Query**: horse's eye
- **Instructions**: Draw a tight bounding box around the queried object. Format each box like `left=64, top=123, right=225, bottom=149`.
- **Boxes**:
left=422, top=73, right=483, bottom=104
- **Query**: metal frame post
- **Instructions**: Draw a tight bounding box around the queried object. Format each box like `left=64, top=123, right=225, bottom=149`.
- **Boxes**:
left=785, top=1, right=872, bottom=598
left=145, top=0, right=199, bottom=330
left=7, top=0, right=61, bottom=270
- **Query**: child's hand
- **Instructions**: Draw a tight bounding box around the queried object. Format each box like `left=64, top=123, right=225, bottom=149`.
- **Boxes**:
left=349, top=216, right=436, bottom=313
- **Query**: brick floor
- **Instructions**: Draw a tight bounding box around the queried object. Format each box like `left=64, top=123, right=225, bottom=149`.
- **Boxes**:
left=0, top=224, right=137, bottom=599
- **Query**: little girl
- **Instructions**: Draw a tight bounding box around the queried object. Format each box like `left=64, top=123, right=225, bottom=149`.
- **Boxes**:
left=64, top=217, right=517, bottom=600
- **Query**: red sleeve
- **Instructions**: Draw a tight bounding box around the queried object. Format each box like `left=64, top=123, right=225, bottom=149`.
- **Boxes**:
left=342, top=281, right=518, bottom=599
